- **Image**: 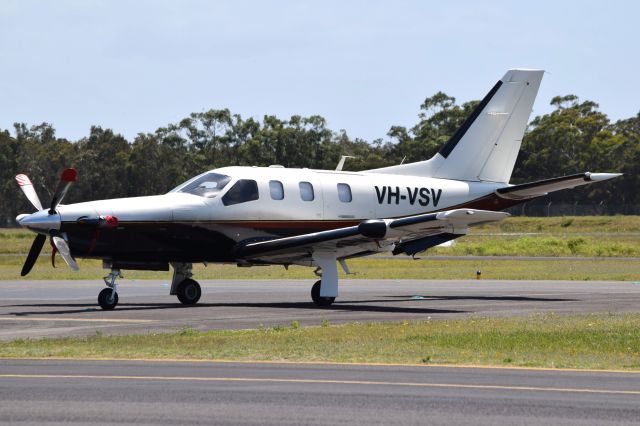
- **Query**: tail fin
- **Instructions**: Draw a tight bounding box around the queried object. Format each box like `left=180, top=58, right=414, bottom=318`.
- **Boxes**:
left=370, top=69, right=544, bottom=183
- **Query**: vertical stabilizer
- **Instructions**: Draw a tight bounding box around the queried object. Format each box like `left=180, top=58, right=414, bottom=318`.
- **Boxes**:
left=369, top=69, right=544, bottom=183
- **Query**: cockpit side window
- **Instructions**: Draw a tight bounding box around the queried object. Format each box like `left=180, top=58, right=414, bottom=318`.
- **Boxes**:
left=175, top=172, right=232, bottom=198
left=222, top=179, right=259, bottom=206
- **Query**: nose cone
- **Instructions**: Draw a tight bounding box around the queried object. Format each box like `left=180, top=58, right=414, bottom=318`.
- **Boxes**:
left=17, top=210, right=61, bottom=233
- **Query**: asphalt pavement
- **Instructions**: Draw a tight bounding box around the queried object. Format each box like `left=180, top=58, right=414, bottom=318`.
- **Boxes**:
left=1, top=358, right=638, bottom=425
left=1, top=279, right=640, bottom=339
left=2, top=280, right=640, bottom=424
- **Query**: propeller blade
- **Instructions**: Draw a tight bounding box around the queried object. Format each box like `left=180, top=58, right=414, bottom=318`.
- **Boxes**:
left=51, top=235, right=79, bottom=271
left=49, top=168, right=77, bottom=214
left=15, top=174, right=44, bottom=211
left=21, top=234, right=46, bottom=276
left=51, top=239, right=58, bottom=268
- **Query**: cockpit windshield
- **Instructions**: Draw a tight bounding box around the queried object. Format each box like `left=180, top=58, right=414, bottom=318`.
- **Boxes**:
left=170, top=172, right=232, bottom=198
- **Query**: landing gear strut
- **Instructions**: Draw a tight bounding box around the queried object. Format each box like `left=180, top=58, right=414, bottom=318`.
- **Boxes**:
left=309, top=252, right=339, bottom=307
left=99, top=269, right=122, bottom=310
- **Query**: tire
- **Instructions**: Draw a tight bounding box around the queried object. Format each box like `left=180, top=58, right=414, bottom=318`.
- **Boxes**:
left=98, top=288, right=118, bottom=310
left=311, top=280, right=335, bottom=307
left=177, top=279, right=201, bottom=305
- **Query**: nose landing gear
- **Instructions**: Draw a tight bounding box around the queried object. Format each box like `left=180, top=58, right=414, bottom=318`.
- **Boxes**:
left=98, top=287, right=119, bottom=310
left=99, top=269, right=122, bottom=310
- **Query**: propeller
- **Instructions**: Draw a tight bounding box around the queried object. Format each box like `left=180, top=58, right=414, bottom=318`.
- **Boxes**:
left=15, top=174, right=43, bottom=211
left=51, top=231, right=79, bottom=271
left=21, top=234, right=46, bottom=276
left=15, top=168, right=79, bottom=276
left=49, top=168, right=77, bottom=214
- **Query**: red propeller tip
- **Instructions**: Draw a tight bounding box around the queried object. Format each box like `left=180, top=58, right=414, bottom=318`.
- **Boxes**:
left=61, top=168, right=77, bottom=183
left=15, top=174, right=33, bottom=186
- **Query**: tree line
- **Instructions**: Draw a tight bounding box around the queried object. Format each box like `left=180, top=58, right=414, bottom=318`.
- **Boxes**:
left=1, top=92, right=637, bottom=226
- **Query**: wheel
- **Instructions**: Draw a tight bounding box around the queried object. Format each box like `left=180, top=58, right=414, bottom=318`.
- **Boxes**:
left=311, top=280, right=335, bottom=307
left=177, top=278, right=201, bottom=305
left=98, top=288, right=118, bottom=310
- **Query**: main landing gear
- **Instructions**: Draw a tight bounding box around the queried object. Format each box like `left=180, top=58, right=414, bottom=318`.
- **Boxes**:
left=310, top=252, right=339, bottom=307
left=171, top=262, right=201, bottom=306
left=176, top=278, right=201, bottom=305
left=311, top=280, right=335, bottom=307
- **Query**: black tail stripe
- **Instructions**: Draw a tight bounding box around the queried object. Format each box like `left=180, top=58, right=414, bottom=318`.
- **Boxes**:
left=438, top=80, right=503, bottom=159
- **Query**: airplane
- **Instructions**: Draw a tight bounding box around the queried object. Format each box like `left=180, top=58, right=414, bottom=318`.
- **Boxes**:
left=14, top=69, right=621, bottom=310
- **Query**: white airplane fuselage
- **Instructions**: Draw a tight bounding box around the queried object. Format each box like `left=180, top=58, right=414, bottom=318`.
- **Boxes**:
left=20, top=166, right=508, bottom=267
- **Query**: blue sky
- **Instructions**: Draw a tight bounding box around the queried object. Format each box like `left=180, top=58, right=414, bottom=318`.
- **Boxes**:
left=1, top=0, right=638, bottom=142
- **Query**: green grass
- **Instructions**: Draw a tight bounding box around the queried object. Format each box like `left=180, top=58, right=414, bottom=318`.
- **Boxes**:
left=429, top=234, right=640, bottom=257
left=1, top=257, right=638, bottom=281
left=4, top=314, right=640, bottom=370
left=0, top=229, right=44, bottom=254
left=471, top=215, right=640, bottom=233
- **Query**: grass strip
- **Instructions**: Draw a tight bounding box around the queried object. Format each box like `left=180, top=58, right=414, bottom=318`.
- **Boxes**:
left=1, top=257, right=638, bottom=281
left=2, top=215, right=638, bottom=281
left=3, top=314, right=640, bottom=371
left=2, top=216, right=639, bottom=256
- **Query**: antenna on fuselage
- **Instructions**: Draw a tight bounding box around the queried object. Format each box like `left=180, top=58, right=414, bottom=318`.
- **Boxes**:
left=335, top=155, right=355, bottom=171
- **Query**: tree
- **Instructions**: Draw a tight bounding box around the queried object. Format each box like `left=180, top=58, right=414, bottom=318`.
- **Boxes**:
left=1, top=91, right=638, bottom=226
left=513, top=95, right=630, bottom=207
left=385, top=92, right=480, bottom=164
left=604, top=113, right=640, bottom=208
left=73, top=127, right=130, bottom=201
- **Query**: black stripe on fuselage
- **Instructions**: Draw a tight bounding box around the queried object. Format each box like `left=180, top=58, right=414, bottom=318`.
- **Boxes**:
left=438, top=80, right=503, bottom=159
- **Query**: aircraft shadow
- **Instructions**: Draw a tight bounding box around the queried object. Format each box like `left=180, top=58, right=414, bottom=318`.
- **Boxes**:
left=7, top=300, right=465, bottom=316
left=387, top=295, right=577, bottom=302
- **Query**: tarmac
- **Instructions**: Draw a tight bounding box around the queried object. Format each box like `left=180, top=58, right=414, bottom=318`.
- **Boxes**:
left=1, top=278, right=639, bottom=339
left=1, top=358, right=639, bottom=425
left=2, top=278, right=640, bottom=424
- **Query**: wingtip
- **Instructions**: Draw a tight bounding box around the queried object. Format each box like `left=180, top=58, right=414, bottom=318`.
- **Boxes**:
left=586, top=172, right=623, bottom=182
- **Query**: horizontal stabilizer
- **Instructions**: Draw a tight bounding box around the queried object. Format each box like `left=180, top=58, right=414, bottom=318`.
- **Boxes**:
left=496, top=172, right=622, bottom=200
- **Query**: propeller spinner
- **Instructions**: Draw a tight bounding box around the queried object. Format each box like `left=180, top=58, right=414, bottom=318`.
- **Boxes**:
left=15, top=168, right=79, bottom=276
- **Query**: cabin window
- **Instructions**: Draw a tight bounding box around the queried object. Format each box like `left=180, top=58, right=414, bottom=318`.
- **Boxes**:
left=299, top=182, right=314, bottom=201
left=175, top=172, right=231, bottom=198
left=269, top=180, right=284, bottom=200
left=222, top=179, right=259, bottom=206
left=337, top=183, right=352, bottom=203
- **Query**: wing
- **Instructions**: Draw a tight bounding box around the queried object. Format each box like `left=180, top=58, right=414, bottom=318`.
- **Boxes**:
left=233, top=209, right=509, bottom=264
